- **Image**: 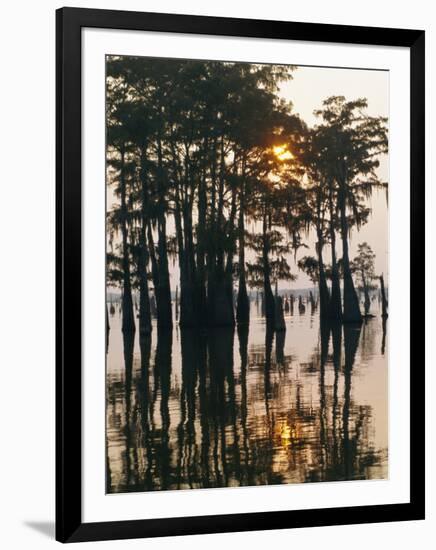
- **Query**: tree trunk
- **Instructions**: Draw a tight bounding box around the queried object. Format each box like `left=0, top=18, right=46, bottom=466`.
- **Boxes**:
left=174, top=183, right=196, bottom=328
left=223, top=183, right=237, bottom=326
left=236, top=182, right=249, bottom=324
left=180, top=219, right=197, bottom=328
left=106, top=303, right=110, bottom=354
left=138, top=227, right=152, bottom=336
left=314, top=186, right=332, bottom=320
left=138, top=150, right=152, bottom=336
left=274, top=295, right=286, bottom=331
left=207, top=136, right=217, bottom=316
left=179, top=269, right=196, bottom=327
left=120, top=147, right=135, bottom=334
left=156, top=213, right=173, bottom=328
left=155, top=137, right=173, bottom=329
left=195, top=157, right=208, bottom=322
left=138, top=228, right=152, bottom=336
left=208, top=135, right=234, bottom=327
left=327, top=184, right=343, bottom=321
left=339, top=186, right=362, bottom=324
left=316, top=237, right=330, bottom=320
left=380, top=274, right=388, bottom=318
left=362, top=272, right=370, bottom=316
left=262, top=209, right=275, bottom=326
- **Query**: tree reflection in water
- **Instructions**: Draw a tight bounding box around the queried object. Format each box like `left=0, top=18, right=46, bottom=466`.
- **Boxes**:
left=106, top=304, right=388, bottom=493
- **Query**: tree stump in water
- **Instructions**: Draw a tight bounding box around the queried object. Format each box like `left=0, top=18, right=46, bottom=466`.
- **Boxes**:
left=275, top=296, right=286, bottom=331
left=380, top=274, right=388, bottom=318
left=284, top=295, right=290, bottom=313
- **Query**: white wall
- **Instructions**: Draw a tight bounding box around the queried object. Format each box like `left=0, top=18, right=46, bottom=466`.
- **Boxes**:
left=0, top=0, right=433, bottom=548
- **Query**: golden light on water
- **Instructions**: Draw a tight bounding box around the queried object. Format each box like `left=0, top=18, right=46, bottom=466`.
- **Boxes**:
left=273, top=145, right=293, bottom=161
left=276, top=419, right=302, bottom=448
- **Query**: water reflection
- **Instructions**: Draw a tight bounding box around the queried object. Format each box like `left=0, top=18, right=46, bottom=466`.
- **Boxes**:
left=106, top=302, right=388, bottom=493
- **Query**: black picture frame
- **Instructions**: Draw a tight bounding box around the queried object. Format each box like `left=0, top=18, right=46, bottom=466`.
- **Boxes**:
left=56, top=6, right=425, bottom=543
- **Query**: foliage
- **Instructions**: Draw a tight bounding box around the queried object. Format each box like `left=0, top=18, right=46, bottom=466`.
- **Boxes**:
left=105, top=58, right=388, bottom=327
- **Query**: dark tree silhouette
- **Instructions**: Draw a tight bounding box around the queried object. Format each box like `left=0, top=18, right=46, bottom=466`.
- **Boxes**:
left=313, top=97, right=388, bottom=323
left=106, top=59, right=388, bottom=336
left=352, top=242, right=376, bottom=316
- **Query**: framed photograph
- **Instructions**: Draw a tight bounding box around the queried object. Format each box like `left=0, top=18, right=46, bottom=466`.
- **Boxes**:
left=56, top=7, right=425, bottom=543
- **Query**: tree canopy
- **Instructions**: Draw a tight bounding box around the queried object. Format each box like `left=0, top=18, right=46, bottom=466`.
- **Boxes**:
left=106, top=57, right=388, bottom=331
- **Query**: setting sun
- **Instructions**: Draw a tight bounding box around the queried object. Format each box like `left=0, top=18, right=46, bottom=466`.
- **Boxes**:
left=273, top=145, right=293, bottom=161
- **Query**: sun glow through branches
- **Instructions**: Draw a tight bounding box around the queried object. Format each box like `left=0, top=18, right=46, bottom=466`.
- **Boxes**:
left=273, top=145, right=293, bottom=161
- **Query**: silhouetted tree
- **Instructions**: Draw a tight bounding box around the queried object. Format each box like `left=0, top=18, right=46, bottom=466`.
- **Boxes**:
left=313, top=97, right=388, bottom=323
left=352, top=242, right=376, bottom=315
